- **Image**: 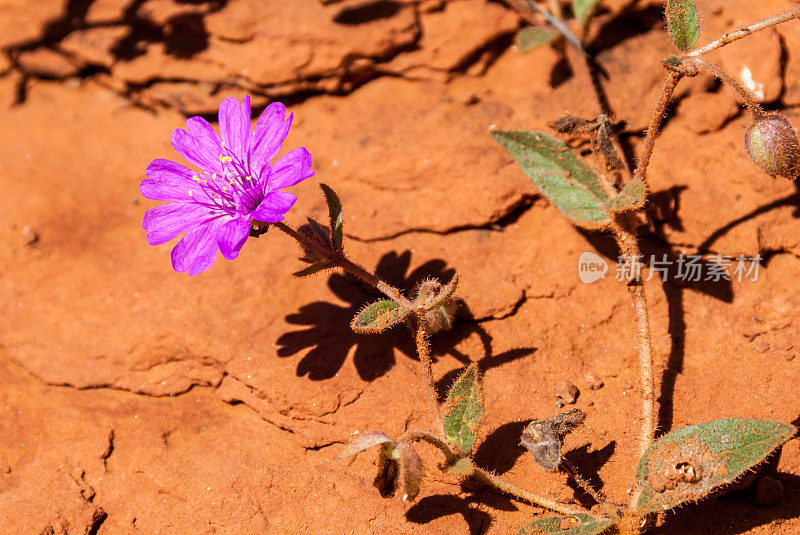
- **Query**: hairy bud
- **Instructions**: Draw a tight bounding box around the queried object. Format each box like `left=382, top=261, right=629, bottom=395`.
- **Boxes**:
left=744, top=115, right=800, bottom=179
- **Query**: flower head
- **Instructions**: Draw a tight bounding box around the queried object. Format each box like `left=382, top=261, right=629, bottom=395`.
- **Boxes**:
left=141, top=96, right=314, bottom=275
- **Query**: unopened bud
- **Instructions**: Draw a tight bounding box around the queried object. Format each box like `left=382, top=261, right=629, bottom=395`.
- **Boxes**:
left=744, top=115, right=800, bottom=179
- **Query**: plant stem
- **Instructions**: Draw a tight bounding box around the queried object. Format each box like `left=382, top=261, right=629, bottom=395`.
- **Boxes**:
left=398, top=430, right=588, bottom=516
left=631, top=70, right=683, bottom=189
left=273, top=221, right=413, bottom=307
left=690, top=56, right=765, bottom=120
left=686, top=8, right=800, bottom=58
left=412, top=317, right=446, bottom=439
left=610, top=215, right=655, bottom=501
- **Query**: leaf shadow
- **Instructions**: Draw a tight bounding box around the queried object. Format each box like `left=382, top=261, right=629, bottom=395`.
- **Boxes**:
left=563, top=441, right=616, bottom=509
left=276, top=250, right=531, bottom=382
left=405, top=490, right=517, bottom=535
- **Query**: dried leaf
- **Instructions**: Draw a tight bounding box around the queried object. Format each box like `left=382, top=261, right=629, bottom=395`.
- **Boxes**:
left=338, top=431, right=394, bottom=459
left=518, top=513, right=614, bottom=534
left=320, top=183, right=344, bottom=250
left=516, top=27, right=559, bottom=52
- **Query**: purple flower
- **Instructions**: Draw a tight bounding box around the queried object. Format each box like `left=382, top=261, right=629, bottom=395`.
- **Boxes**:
left=141, top=96, right=314, bottom=275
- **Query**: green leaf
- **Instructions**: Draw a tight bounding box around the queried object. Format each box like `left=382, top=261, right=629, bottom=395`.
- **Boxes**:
left=635, top=418, right=796, bottom=514
left=293, top=261, right=333, bottom=277
left=440, top=457, right=474, bottom=478
left=424, top=273, right=460, bottom=311
left=572, top=0, right=601, bottom=25
left=491, top=130, right=610, bottom=227
left=515, top=27, right=559, bottom=52
left=665, top=0, right=700, bottom=51
left=606, top=178, right=646, bottom=213
left=351, top=300, right=412, bottom=334
left=338, top=431, right=394, bottom=459
left=320, top=183, right=344, bottom=250
left=518, top=513, right=614, bottom=535
left=443, top=363, right=484, bottom=453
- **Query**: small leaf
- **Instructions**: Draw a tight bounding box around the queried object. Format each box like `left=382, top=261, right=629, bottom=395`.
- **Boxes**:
left=491, top=130, right=610, bottom=227
left=397, top=443, right=424, bottom=501
left=572, top=0, right=601, bottom=25
left=518, top=513, right=614, bottom=535
left=635, top=418, right=796, bottom=514
left=424, top=273, right=460, bottom=311
left=440, top=457, right=474, bottom=478
left=338, top=431, right=394, bottom=459
left=515, top=27, right=559, bottom=52
left=665, top=0, right=700, bottom=51
left=320, top=183, right=344, bottom=250
left=606, top=179, right=646, bottom=213
left=293, top=261, right=333, bottom=277
left=351, top=300, right=412, bottom=334
left=443, top=363, right=484, bottom=453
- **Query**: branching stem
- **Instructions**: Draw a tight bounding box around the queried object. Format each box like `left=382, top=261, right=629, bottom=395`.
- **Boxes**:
left=690, top=56, right=765, bottom=120
left=686, top=8, right=800, bottom=58
left=561, top=458, right=620, bottom=520
left=398, top=430, right=588, bottom=517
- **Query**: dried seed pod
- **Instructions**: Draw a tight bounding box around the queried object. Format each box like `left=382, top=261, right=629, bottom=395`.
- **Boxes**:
left=744, top=115, right=800, bottom=179
left=521, top=420, right=562, bottom=472
left=520, top=409, right=587, bottom=472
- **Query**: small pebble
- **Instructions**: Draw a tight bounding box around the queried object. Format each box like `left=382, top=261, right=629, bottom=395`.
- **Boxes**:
left=554, top=380, right=579, bottom=404
left=755, top=476, right=783, bottom=506
left=584, top=373, right=604, bottom=391
left=22, top=226, right=38, bottom=246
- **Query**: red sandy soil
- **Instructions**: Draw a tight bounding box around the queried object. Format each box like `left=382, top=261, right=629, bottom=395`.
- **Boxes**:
left=1, top=0, right=800, bottom=533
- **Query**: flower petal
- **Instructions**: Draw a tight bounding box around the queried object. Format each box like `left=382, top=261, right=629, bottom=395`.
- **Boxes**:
left=250, top=102, right=292, bottom=172
left=268, top=147, right=314, bottom=190
left=171, top=116, right=223, bottom=174
left=219, top=96, right=251, bottom=158
left=145, top=158, right=195, bottom=182
left=216, top=217, right=251, bottom=260
left=251, top=191, right=297, bottom=223
left=142, top=202, right=209, bottom=245
left=170, top=218, right=224, bottom=275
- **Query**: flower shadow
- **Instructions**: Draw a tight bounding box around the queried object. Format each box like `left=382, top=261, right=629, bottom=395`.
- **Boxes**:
left=276, top=250, right=529, bottom=382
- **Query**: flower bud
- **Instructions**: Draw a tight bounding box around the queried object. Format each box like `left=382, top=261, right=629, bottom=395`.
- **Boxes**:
left=744, top=115, right=800, bottom=179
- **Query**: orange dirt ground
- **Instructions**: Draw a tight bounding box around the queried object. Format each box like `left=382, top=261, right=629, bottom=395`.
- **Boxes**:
left=2, top=0, right=800, bottom=533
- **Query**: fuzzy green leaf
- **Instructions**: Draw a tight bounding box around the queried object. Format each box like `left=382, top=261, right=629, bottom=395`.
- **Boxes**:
left=293, top=261, right=333, bottom=277
left=491, top=130, right=610, bottom=227
left=338, top=431, right=394, bottom=459
left=665, top=0, right=700, bottom=51
left=443, top=363, right=484, bottom=453
left=572, top=0, right=601, bottom=25
left=518, top=513, right=614, bottom=535
left=423, top=273, right=460, bottom=311
left=320, top=183, right=344, bottom=250
left=351, top=300, right=411, bottom=334
left=635, top=418, right=796, bottom=514
left=516, top=27, right=559, bottom=52
left=606, top=178, right=646, bottom=213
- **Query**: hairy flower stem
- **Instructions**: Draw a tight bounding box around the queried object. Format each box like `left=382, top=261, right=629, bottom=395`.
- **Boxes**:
left=273, top=221, right=413, bottom=307
left=686, top=8, right=800, bottom=58
left=690, top=57, right=765, bottom=121
left=411, top=317, right=446, bottom=439
left=398, top=430, right=588, bottom=517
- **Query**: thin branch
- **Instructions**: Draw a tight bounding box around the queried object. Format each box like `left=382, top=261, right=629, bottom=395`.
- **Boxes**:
left=273, top=221, right=413, bottom=307
left=686, top=8, right=800, bottom=58
left=690, top=56, right=765, bottom=120
left=411, top=317, right=446, bottom=440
